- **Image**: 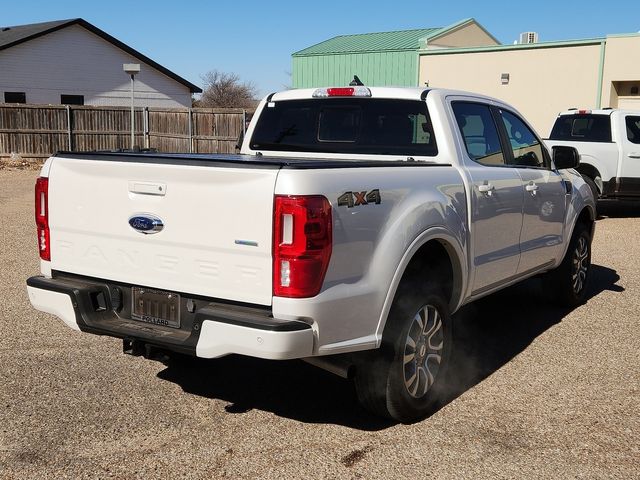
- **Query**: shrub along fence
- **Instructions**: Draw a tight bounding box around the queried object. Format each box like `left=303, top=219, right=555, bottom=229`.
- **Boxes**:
left=0, top=104, right=253, bottom=162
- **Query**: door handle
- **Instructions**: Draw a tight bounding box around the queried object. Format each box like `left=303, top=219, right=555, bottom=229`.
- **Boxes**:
left=478, top=183, right=495, bottom=195
left=525, top=182, right=539, bottom=195
left=628, top=152, right=640, bottom=159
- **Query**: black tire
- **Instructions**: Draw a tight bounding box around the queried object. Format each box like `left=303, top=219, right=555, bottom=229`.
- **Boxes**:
left=354, top=281, right=453, bottom=423
left=545, top=223, right=592, bottom=308
left=581, top=174, right=599, bottom=201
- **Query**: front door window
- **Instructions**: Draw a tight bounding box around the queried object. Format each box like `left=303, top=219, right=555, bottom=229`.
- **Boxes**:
left=499, top=110, right=546, bottom=168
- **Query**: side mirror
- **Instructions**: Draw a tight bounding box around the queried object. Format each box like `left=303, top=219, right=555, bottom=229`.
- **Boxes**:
left=552, top=145, right=580, bottom=169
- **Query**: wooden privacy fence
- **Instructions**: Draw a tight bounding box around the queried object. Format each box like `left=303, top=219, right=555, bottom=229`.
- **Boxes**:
left=0, top=104, right=253, bottom=162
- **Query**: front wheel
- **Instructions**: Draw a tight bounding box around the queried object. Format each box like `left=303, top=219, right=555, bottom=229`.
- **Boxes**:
left=354, top=281, right=452, bottom=423
left=545, top=223, right=592, bottom=307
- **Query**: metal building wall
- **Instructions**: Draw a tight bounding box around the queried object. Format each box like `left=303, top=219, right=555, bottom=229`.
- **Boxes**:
left=292, top=51, right=418, bottom=88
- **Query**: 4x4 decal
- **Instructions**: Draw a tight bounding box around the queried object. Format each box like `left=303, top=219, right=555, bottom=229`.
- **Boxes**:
left=337, top=189, right=381, bottom=208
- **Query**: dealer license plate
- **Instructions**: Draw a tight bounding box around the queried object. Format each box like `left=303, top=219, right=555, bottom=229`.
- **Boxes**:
left=131, top=287, right=180, bottom=328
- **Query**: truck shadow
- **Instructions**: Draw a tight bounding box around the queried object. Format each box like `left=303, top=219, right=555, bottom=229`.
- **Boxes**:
left=443, top=264, right=622, bottom=404
left=156, top=264, right=622, bottom=430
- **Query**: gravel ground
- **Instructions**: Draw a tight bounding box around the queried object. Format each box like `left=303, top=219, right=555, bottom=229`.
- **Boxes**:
left=0, top=169, right=638, bottom=479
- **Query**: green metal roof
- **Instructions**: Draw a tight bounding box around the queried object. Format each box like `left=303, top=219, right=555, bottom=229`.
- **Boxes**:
left=293, top=27, right=444, bottom=56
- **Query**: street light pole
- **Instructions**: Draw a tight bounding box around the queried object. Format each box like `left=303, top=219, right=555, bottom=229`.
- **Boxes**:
left=123, top=63, right=141, bottom=150
left=130, top=73, right=135, bottom=148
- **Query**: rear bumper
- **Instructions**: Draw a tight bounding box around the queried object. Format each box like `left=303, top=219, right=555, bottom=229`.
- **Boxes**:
left=26, top=275, right=314, bottom=360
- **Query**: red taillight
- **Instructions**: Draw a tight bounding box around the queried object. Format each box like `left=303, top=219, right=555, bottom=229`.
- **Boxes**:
left=273, top=195, right=332, bottom=298
left=327, top=87, right=355, bottom=96
left=35, top=177, right=50, bottom=261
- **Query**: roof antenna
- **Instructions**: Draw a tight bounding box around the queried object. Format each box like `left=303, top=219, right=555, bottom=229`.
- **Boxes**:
left=349, top=75, right=364, bottom=86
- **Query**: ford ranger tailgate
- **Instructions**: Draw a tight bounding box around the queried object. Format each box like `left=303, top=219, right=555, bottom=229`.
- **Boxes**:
left=47, top=155, right=278, bottom=305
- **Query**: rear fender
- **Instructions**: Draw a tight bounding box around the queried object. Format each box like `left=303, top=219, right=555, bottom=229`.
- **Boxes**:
left=374, top=227, right=467, bottom=347
left=578, top=154, right=616, bottom=183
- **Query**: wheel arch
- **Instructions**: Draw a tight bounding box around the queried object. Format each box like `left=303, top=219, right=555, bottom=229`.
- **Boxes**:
left=374, top=228, right=466, bottom=346
left=556, top=204, right=596, bottom=267
left=575, top=162, right=601, bottom=181
left=576, top=162, right=603, bottom=194
left=576, top=204, right=596, bottom=238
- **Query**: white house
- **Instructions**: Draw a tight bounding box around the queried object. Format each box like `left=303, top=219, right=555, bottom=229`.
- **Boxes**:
left=0, top=18, right=201, bottom=108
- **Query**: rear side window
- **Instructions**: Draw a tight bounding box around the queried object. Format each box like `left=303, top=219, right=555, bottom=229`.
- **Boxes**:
left=452, top=102, right=505, bottom=166
left=549, top=114, right=612, bottom=142
left=250, top=98, right=437, bottom=156
left=626, top=116, right=640, bottom=144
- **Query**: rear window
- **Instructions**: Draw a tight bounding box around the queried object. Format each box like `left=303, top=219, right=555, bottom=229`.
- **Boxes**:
left=549, top=114, right=612, bottom=142
left=250, top=98, right=437, bottom=156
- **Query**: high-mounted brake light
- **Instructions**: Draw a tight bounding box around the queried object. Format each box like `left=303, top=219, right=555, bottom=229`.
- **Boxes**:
left=273, top=195, right=332, bottom=298
left=576, top=109, right=592, bottom=115
left=35, top=177, right=50, bottom=261
left=312, top=86, right=372, bottom=98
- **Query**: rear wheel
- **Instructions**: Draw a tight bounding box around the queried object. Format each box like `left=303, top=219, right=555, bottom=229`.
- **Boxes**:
left=545, top=223, right=592, bottom=307
left=355, top=281, right=452, bottom=423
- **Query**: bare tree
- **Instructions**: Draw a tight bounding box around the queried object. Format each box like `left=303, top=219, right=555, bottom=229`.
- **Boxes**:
left=197, top=70, right=258, bottom=108
left=282, top=70, right=292, bottom=90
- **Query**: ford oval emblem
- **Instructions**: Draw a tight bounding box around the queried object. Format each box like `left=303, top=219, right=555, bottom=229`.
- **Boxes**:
left=128, top=214, right=164, bottom=234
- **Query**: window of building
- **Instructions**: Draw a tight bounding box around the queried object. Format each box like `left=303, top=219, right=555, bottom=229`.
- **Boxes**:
left=452, top=102, right=505, bottom=166
left=60, top=95, right=84, bottom=105
left=4, top=92, right=26, bottom=103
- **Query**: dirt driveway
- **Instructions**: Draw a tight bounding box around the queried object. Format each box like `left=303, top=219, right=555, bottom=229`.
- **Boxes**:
left=0, top=169, right=638, bottom=479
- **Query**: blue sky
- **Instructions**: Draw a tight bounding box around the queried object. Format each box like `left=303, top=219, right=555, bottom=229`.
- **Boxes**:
left=3, top=0, right=640, bottom=97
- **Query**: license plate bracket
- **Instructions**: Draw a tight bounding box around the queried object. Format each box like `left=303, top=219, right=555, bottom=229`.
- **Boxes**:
left=131, top=287, right=180, bottom=328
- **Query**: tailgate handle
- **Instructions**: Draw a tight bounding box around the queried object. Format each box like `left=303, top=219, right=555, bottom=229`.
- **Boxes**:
left=129, top=182, right=166, bottom=196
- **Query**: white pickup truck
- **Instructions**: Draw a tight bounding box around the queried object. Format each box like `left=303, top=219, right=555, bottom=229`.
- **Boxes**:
left=27, top=86, right=595, bottom=422
left=546, top=108, right=640, bottom=199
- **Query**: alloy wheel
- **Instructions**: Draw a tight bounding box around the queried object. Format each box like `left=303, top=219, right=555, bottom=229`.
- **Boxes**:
left=572, top=236, right=589, bottom=294
left=403, top=304, right=444, bottom=398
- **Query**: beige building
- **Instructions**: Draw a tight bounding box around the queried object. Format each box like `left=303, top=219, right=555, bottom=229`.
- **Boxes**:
left=419, top=33, right=640, bottom=135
